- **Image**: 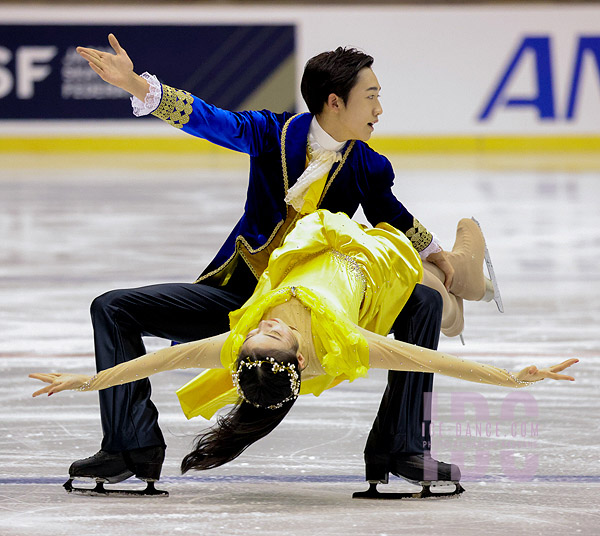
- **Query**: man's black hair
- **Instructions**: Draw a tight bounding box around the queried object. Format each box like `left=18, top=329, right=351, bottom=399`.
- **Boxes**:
left=301, top=47, right=374, bottom=115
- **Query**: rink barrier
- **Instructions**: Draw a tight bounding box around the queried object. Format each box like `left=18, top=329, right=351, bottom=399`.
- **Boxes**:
left=2, top=136, right=600, bottom=153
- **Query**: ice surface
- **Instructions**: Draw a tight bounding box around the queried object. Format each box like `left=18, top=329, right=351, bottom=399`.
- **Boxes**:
left=0, top=154, right=598, bottom=535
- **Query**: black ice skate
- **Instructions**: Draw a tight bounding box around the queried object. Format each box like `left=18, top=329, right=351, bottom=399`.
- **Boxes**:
left=64, top=447, right=168, bottom=497
left=354, top=454, right=464, bottom=500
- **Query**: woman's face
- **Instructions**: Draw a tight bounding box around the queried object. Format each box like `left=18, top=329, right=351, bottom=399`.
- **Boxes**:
left=243, top=318, right=305, bottom=368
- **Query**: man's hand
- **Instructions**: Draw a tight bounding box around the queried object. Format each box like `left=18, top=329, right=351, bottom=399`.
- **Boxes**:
left=77, top=33, right=149, bottom=100
left=426, top=249, right=454, bottom=291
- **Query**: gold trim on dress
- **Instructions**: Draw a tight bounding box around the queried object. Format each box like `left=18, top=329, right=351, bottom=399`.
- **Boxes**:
left=152, top=85, right=194, bottom=129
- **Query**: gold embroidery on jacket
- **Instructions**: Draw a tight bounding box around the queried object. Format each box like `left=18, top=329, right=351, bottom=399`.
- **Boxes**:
left=406, top=218, right=433, bottom=252
left=280, top=113, right=303, bottom=195
left=152, top=85, right=194, bottom=129
left=239, top=208, right=300, bottom=279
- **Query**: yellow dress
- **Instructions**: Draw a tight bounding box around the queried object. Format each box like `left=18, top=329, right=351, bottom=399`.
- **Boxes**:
left=176, top=210, right=423, bottom=419
left=79, top=210, right=533, bottom=418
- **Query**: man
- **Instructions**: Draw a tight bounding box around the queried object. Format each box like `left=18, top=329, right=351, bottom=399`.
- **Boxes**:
left=73, top=34, right=460, bottom=491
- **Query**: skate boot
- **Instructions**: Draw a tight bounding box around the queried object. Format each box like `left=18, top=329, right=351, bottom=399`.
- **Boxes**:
left=64, top=446, right=168, bottom=497
left=355, top=454, right=464, bottom=500
left=124, top=445, right=165, bottom=482
left=390, top=453, right=461, bottom=484
left=67, top=450, right=133, bottom=484
left=446, top=218, right=503, bottom=312
left=446, top=218, right=492, bottom=302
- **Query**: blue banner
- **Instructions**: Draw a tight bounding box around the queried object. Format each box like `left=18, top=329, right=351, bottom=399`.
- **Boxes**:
left=0, top=24, right=296, bottom=120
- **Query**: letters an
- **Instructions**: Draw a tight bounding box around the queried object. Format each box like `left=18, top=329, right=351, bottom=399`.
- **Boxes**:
left=479, top=37, right=555, bottom=120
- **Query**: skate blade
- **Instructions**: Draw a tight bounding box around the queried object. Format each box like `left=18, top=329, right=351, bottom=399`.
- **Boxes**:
left=471, top=217, right=504, bottom=313
left=64, top=478, right=168, bottom=497
left=353, top=481, right=464, bottom=500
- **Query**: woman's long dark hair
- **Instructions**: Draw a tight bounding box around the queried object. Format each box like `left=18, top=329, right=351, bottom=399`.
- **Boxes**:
left=181, top=344, right=301, bottom=473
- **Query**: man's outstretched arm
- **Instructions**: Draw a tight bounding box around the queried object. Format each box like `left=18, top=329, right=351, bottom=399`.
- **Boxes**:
left=77, top=33, right=280, bottom=156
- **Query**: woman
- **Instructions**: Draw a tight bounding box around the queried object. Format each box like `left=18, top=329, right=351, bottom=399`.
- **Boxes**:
left=30, top=210, right=577, bottom=474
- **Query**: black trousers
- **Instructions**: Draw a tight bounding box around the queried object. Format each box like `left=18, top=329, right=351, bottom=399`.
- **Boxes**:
left=364, top=284, right=443, bottom=468
left=92, top=264, right=256, bottom=452
left=91, top=262, right=442, bottom=457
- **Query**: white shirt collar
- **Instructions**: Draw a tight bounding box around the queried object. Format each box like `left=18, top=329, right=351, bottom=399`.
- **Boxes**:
left=309, top=116, right=346, bottom=153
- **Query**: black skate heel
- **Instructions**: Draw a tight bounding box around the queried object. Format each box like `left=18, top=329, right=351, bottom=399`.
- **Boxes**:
left=365, top=463, right=389, bottom=484
left=124, top=446, right=166, bottom=481
left=123, top=446, right=168, bottom=496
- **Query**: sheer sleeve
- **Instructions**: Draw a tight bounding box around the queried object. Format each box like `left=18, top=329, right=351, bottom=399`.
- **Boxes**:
left=358, top=326, right=533, bottom=388
left=80, top=332, right=228, bottom=392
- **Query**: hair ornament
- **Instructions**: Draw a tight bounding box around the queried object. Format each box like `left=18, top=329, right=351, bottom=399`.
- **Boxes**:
left=232, top=356, right=301, bottom=410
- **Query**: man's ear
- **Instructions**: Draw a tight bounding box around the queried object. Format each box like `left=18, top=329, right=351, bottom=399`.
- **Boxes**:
left=326, top=93, right=343, bottom=111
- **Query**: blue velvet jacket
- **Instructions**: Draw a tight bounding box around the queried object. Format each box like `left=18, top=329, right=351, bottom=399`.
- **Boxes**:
left=152, top=84, right=432, bottom=286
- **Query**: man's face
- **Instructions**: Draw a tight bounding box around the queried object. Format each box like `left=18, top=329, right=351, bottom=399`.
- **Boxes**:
left=335, top=67, right=383, bottom=142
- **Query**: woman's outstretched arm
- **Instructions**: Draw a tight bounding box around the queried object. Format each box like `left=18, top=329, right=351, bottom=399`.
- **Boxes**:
left=358, top=326, right=577, bottom=388
left=30, top=331, right=229, bottom=397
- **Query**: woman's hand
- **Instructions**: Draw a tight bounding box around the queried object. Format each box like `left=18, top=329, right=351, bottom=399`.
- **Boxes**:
left=515, top=358, right=579, bottom=383
left=76, top=33, right=149, bottom=99
left=29, top=373, right=92, bottom=397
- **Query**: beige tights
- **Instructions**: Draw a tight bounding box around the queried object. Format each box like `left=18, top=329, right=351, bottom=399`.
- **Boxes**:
left=422, top=262, right=464, bottom=338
